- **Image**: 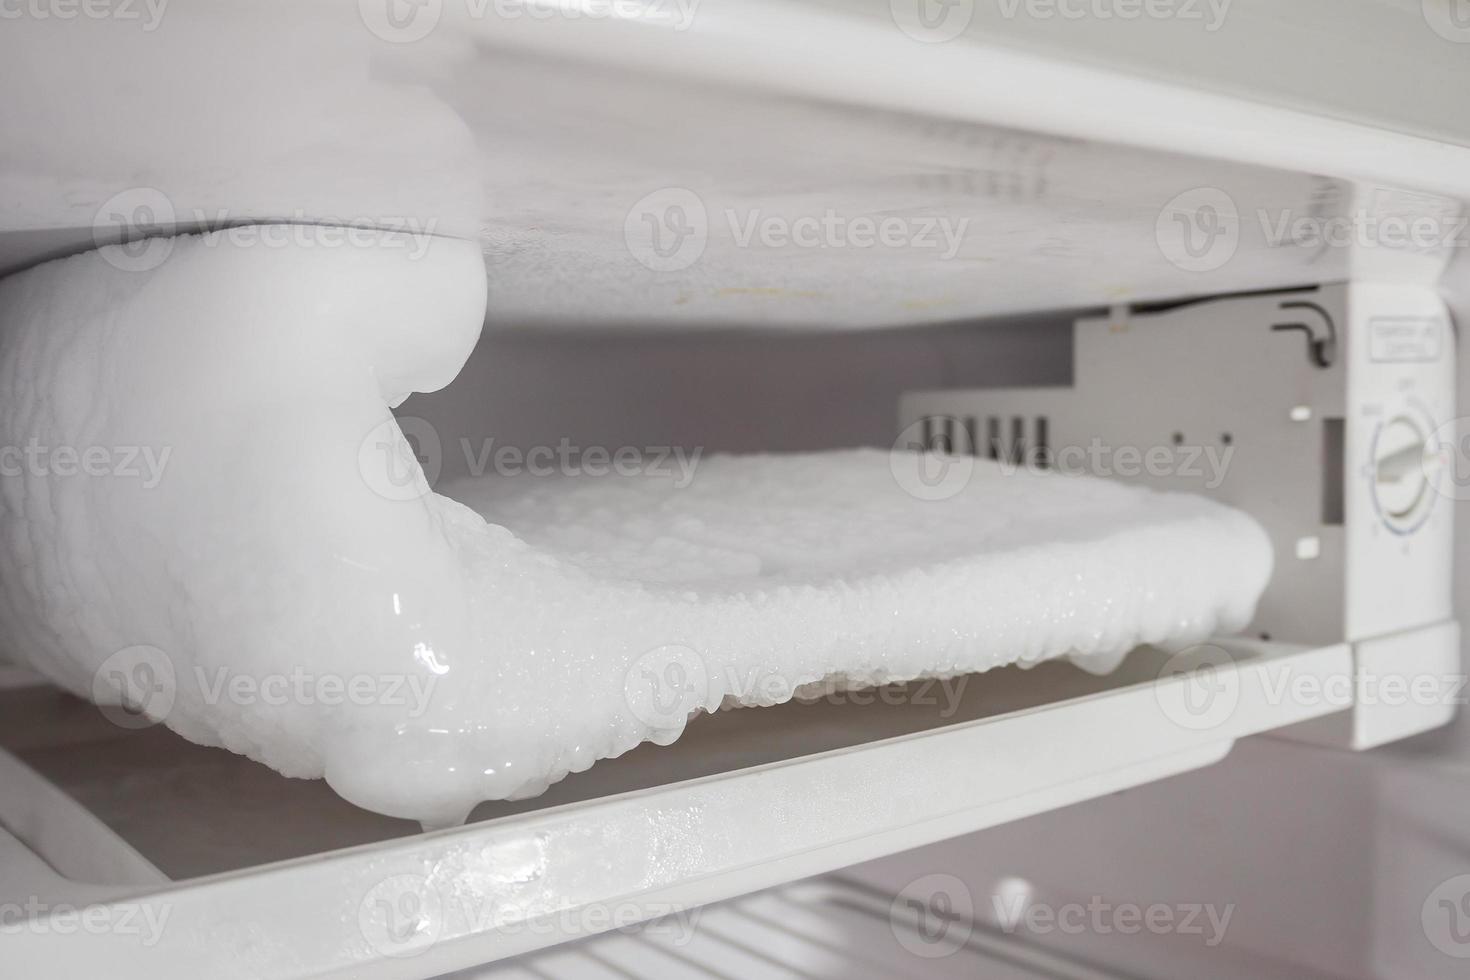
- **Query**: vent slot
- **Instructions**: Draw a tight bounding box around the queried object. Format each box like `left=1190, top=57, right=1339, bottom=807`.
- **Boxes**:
left=918, top=416, right=934, bottom=452
left=1009, top=417, right=1026, bottom=465
left=1322, top=417, right=1345, bottom=525
left=917, top=414, right=1051, bottom=465
left=918, top=416, right=958, bottom=454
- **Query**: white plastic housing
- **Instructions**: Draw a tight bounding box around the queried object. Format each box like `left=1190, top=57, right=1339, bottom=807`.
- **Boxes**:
left=902, top=282, right=1459, bottom=748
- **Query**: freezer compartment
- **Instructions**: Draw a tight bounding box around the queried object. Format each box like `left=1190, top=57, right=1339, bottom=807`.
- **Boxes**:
left=0, top=276, right=1455, bottom=977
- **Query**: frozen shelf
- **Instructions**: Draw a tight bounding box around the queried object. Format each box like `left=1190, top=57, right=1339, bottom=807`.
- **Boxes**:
left=7, top=1, right=1470, bottom=327
left=0, top=639, right=1349, bottom=980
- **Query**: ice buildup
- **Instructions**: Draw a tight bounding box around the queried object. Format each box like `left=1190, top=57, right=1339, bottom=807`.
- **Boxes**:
left=0, top=231, right=1274, bottom=826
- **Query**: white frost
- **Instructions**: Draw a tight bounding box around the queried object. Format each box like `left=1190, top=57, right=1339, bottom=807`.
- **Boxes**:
left=0, top=231, right=1272, bottom=825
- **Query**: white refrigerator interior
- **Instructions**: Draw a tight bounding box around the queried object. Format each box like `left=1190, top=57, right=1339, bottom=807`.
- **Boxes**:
left=1, top=2, right=1469, bottom=978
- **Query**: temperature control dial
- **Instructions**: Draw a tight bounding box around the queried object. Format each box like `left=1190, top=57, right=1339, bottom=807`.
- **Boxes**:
left=1372, top=415, right=1432, bottom=532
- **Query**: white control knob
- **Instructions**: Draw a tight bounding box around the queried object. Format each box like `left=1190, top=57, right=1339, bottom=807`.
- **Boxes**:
left=1373, top=415, right=1430, bottom=528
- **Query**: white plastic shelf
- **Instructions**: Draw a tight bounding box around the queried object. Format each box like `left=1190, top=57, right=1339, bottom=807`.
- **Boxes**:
left=455, top=877, right=1131, bottom=980
left=0, top=639, right=1349, bottom=980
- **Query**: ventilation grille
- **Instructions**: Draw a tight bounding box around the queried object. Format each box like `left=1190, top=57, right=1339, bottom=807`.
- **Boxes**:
left=917, top=415, right=1051, bottom=467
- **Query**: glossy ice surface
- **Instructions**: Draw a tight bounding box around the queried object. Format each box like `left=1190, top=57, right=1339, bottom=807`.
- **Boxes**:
left=0, top=233, right=1272, bottom=826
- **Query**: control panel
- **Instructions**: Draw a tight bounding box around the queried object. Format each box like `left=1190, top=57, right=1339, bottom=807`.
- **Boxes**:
left=900, top=282, right=1456, bottom=650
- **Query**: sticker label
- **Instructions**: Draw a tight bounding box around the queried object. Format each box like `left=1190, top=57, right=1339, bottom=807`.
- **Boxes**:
left=1369, top=316, right=1444, bottom=363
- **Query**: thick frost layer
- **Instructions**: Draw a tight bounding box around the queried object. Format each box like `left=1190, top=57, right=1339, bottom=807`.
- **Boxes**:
left=0, top=232, right=1273, bottom=826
